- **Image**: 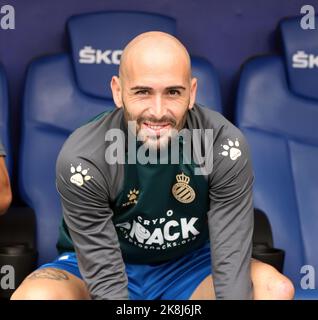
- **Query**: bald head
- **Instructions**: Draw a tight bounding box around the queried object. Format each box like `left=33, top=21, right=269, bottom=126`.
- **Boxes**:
left=111, top=31, right=198, bottom=147
left=119, top=31, right=192, bottom=81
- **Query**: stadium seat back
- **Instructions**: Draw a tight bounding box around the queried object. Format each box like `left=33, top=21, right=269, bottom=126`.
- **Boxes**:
left=236, top=16, right=318, bottom=286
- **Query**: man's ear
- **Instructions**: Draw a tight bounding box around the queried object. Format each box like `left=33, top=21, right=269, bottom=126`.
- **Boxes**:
left=189, top=77, right=197, bottom=109
left=110, top=76, right=123, bottom=108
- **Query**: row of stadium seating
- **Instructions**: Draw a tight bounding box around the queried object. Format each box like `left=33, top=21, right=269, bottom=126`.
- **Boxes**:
left=0, top=11, right=317, bottom=299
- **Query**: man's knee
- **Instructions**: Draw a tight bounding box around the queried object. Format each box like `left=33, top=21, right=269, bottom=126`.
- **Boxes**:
left=11, top=282, right=68, bottom=300
left=10, top=268, right=88, bottom=300
left=252, top=260, right=295, bottom=300
left=266, top=273, right=295, bottom=300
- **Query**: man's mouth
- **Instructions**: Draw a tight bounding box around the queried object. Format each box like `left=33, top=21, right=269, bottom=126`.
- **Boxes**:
left=141, top=122, right=172, bottom=135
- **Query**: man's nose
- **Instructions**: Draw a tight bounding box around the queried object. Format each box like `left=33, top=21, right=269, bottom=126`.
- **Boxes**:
left=149, top=95, right=166, bottom=119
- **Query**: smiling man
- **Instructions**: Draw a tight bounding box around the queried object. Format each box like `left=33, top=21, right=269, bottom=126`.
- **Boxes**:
left=12, top=32, right=294, bottom=300
left=116, top=33, right=193, bottom=151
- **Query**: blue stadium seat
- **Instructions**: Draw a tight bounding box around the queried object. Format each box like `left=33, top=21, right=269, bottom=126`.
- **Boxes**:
left=0, top=64, right=11, bottom=174
left=191, top=57, right=221, bottom=112
left=19, top=11, right=222, bottom=265
left=236, top=16, right=318, bottom=297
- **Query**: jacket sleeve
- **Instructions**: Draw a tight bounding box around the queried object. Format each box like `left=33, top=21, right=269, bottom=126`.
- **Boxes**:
left=208, top=126, right=254, bottom=299
left=56, top=151, right=129, bottom=300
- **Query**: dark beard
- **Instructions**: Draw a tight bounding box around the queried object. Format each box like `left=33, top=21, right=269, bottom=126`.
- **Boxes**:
left=122, top=100, right=189, bottom=134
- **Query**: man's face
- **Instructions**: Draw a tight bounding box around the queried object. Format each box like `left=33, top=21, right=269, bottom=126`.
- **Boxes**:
left=111, top=44, right=197, bottom=149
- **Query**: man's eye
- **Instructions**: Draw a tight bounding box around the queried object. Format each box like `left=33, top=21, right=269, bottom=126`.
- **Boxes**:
left=168, top=89, right=181, bottom=96
left=135, top=90, right=149, bottom=95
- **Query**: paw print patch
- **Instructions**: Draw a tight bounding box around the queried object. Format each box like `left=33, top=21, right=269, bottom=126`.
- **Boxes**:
left=220, top=139, right=241, bottom=160
left=70, top=164, right=92, bottom=187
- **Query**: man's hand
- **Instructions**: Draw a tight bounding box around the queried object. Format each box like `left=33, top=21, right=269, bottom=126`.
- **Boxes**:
left=0, top=157, right=12, bottom=214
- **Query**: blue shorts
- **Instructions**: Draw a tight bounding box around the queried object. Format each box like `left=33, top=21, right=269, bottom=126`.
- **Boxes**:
left=39, top=241, right=212, bottom=300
